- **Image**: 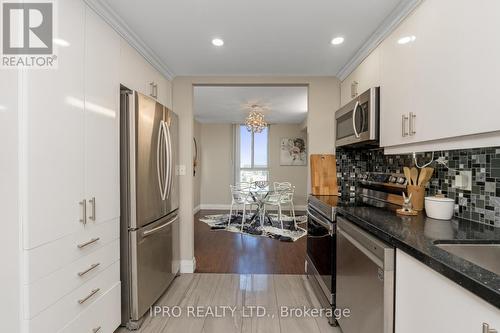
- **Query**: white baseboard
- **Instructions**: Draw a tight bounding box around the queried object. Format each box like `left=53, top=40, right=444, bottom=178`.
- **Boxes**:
left=179, top=258, right=196, bottom=273
left=198, top=204, right=307, bottom=212
left=193, top=205, right=201, bottom=214
left=199, top=204, right=231, bottom=210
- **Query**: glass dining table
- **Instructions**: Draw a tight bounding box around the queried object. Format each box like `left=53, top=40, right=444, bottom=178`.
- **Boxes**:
left=246, top=187, right=278, bottom=227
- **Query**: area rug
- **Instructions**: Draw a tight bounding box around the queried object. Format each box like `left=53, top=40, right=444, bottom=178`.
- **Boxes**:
left=199, top=213, right=307, bottom=242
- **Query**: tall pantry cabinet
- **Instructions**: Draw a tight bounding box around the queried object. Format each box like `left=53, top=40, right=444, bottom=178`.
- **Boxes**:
left=19, top=1, right=121, bottom=332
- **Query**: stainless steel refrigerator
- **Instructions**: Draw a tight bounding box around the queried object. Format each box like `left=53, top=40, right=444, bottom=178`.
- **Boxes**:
left=120, top=89, right=180, bottom=329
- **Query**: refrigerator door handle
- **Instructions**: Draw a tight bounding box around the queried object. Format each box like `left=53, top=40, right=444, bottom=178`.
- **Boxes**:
left=161, top=120, right=169, bottom=200
left=143, top=214, right=178, bottom=237
left=156, top=120, right=166, bottom=200
left=164, top=120, right=173, bottom=199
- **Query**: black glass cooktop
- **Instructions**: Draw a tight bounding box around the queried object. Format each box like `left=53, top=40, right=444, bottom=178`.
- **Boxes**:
left=310, top=194, right=400, bottom=220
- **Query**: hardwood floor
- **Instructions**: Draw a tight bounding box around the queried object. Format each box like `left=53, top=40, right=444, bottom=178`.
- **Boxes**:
left=115, top=274, right=340, bottom=333
left=194, top=210, right=307, bottom=274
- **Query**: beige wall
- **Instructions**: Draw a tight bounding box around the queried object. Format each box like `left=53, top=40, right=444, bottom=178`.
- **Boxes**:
left=193, top=120, right=202, bottom=210
left=198, top=123, right=308, bottom=208
left=268, top=124, right=308, bottom=206
left=172, top=76, right=340, bottom=271
left=199, top=123, right=233, bottom=206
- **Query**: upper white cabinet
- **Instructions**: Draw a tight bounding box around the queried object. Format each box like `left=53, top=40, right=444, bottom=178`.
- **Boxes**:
left=380, top=0, right=500, bottom=148
left=395, top=250, right=500, bottom=333
left=119, top=40, right=172, bottom=108
left=84, top=7, right=121, bottom=226
left=340, top=48, right=380, bottom=107
left=155, top=74, right=172, bottom=109
left=23, top=0, right=85, bottom=249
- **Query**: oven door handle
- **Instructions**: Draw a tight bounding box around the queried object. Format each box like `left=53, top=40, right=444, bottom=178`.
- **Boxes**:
left=307, top=210, right=334, bottom=236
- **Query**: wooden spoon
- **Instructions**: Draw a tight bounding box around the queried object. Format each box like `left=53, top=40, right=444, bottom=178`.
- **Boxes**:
left=403, top=167, right=411, bottom=185
left=419, top=167, right=434, bottom=187
left=417, top=168, right=428, bottom=186
left=410, top=167, right=418, bottom=186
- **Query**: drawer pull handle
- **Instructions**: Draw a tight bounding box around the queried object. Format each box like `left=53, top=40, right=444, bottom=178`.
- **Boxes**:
left=78, top=288, right=100, bottom=304
left=77, top=263, right=100, bottom=277
left=92, top=326, right=102, bottom=333
left=77, top=237, right=100, bottom=249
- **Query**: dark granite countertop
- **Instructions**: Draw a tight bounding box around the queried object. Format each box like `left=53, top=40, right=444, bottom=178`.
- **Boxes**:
left=336, top=204, right=500, bottom=308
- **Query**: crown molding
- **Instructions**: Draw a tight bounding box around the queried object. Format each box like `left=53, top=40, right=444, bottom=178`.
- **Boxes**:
left=336, top=0, right=423, bottom=81
left=84, top=0, right=175, bottom=80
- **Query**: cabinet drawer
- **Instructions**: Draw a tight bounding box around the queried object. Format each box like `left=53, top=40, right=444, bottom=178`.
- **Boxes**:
left=24, top=218, right=119, bottom=284
left=27, top=261, right=120, bottom=333
left=25, top=239, right=120, bottom=319
left=60, top=282, right=121, bottom=333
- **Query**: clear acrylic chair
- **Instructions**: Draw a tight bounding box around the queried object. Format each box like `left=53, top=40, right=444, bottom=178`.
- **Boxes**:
left=273, top=182, right=292, bottom=192
left=262, top=191, right=285, bottom=229
left=273, top=182, right=297, bottom=229
left=228, top=183, right=254, bottom=228
left=278, top=186, right=297, bottom=229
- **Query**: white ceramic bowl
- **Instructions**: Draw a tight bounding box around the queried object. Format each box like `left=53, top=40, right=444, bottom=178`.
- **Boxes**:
left=425, top=197, right=455, bottom=220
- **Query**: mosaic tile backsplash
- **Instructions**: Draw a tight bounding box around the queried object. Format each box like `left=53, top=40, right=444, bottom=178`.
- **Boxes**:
left=336, top=146, right=500, bottom=227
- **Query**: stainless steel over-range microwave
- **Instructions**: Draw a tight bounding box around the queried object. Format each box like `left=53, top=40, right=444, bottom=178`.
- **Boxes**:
left=335, top=87, right=379, bottom=147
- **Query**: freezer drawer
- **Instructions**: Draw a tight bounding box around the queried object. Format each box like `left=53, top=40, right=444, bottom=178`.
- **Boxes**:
left=129, top=212, right=178, bottom=321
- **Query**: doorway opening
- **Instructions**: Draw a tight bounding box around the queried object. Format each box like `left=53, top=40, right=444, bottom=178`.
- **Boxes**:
left=192, top=85, right=309, bottom=274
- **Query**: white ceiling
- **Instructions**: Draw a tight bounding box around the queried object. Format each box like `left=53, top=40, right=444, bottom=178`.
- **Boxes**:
left=193, top=86, right=308, bottom=124
left=101, top=0, right=403, bottom=76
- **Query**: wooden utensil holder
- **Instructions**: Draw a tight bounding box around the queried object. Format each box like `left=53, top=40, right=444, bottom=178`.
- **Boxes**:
left=407, top=185, right=425, bottom=211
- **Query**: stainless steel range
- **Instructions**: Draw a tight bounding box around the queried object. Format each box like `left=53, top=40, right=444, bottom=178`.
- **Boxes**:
left=306, top=195, right=338, bottom=325
left=306, top=172, right=407, bottom=326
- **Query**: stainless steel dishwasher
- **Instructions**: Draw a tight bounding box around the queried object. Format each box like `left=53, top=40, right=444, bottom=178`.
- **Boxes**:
left=336, top=216, right=395, bottom=333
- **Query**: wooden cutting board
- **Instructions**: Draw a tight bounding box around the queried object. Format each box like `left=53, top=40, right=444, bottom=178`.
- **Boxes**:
left=310, top=154, right=338, bottom=196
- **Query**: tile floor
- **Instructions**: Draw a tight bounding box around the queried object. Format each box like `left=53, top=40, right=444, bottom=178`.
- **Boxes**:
left=115, top=274, right=341, bottom=333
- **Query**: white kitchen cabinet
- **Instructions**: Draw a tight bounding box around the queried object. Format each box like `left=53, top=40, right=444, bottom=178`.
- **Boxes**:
left=156, top=74, right=173, bottom=109
left=0, top=68, right=21, bottom=333
left=26, top=261, right=120, bottom=333
left=59, top=282, right=121, bottom=333
left=340, top=48, right=380, bottom=107
left=395, top=250, right=500, bottom=333
left=23, top=0, right=85, bottom=249
left=380, top=0, right=500, bottom=149
left=84, top=7, right=121, bottom=226
left=119, top=38, right=172, bottom=107
left=119, top=38, right=141, bottom=92
left=17, top=2, right=122, bottom=332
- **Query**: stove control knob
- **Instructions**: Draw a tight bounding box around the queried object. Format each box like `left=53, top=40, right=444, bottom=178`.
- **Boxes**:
left=397, top=177, right=406, bottom=184
left=389, top=176, right=397, bottom=183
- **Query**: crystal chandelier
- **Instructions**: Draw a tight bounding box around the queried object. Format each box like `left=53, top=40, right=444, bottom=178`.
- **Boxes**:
left=244, top=104, right=268, bottom=133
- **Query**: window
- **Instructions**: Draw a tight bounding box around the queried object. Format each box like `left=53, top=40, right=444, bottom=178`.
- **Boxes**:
left=236, top=125, right=268, bottom=184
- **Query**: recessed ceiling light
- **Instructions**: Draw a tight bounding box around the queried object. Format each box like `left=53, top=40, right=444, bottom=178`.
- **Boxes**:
left=331, top=37, right=344, bottom=45
left=398, top=35, right=416, bottom=45
left=212, top=38, right=224, bottom=47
